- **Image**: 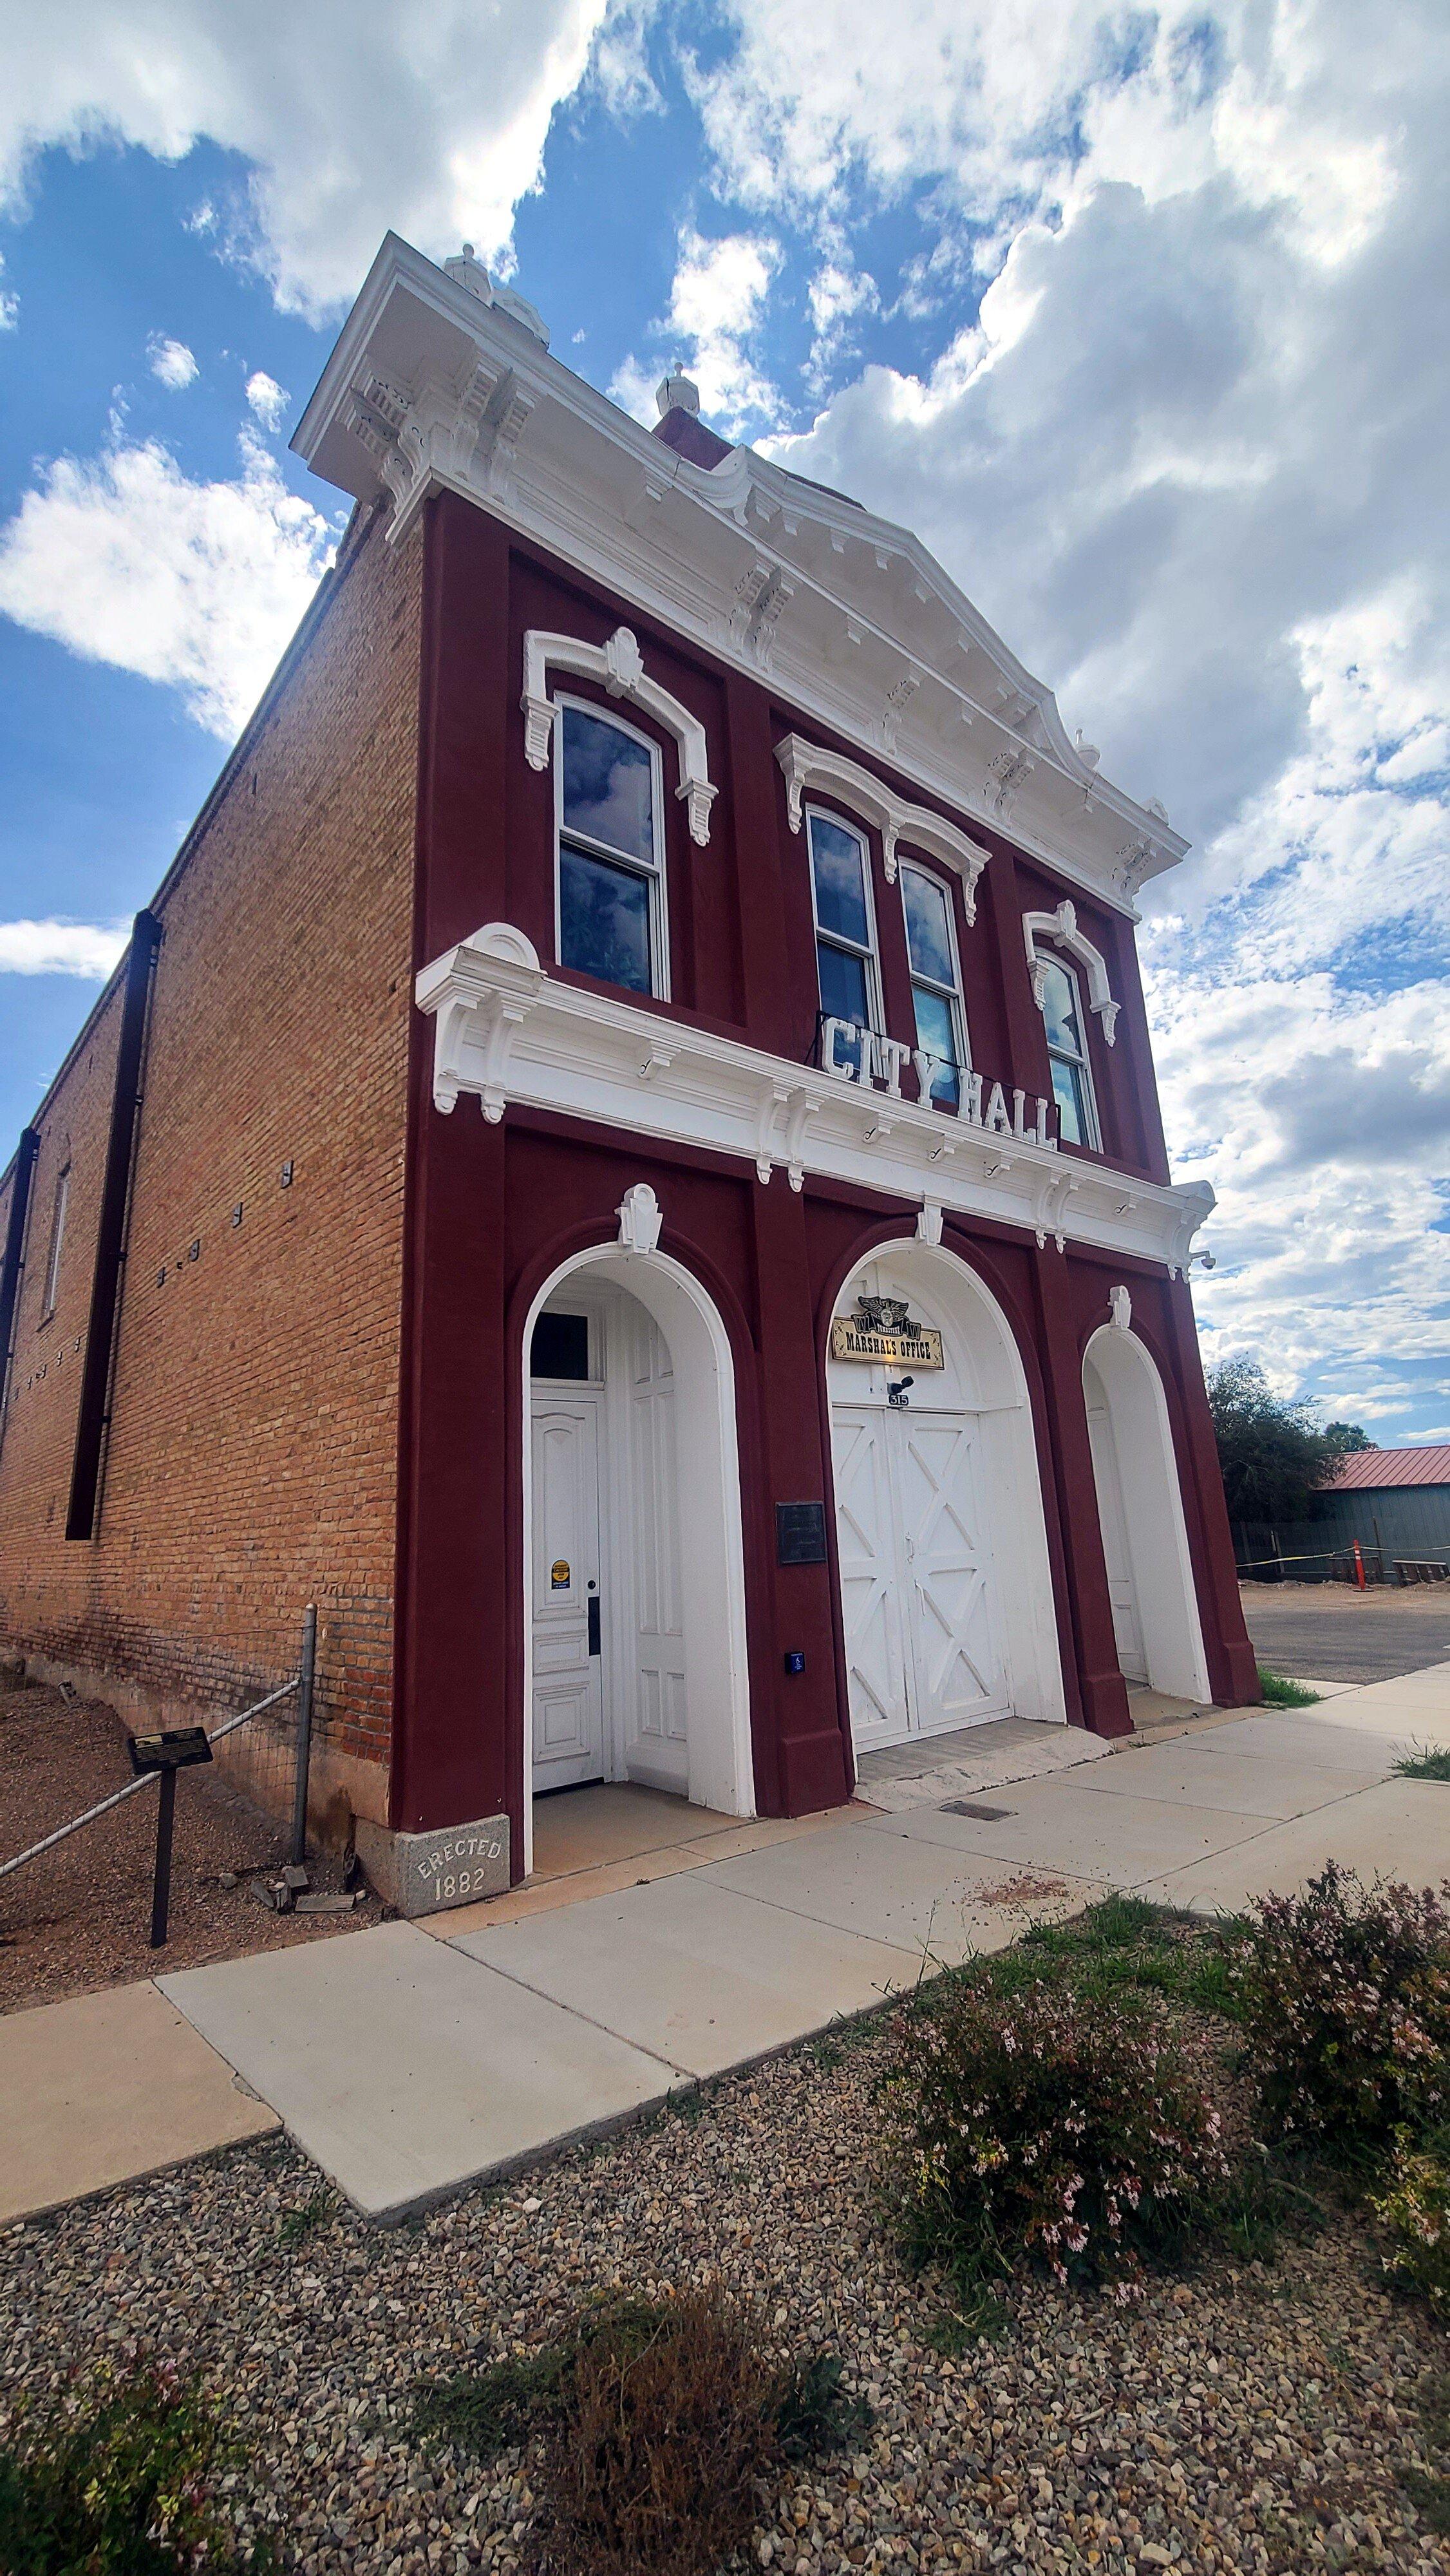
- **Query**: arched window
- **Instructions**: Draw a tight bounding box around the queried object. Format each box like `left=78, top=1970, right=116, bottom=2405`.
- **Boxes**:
left=808, top=806, right=881, bottom=1077
left=1037, top=952, right=1100, bottom=1148
left=555, top=699, right=668, bottom=998
left=900, top=860, right=968, bottom=1107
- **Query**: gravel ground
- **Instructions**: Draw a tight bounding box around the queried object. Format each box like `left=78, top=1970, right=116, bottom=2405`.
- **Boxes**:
left=1240, top=1583, right=1450, bottom=1686
left=0, top=1678, right=378, bottom=2011
left=3, top=2009, right=1447, bottom=2575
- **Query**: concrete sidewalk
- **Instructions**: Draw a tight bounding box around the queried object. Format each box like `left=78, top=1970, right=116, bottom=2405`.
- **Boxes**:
left=5, top=1666, right=1447, bottom=2225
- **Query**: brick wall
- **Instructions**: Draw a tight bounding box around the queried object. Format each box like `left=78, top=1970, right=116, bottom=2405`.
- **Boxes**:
left=0, top=502, right=420, bottom=1837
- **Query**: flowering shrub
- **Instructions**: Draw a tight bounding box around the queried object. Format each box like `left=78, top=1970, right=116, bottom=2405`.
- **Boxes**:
left=1372, top=2130, right=1450, bottom=2322
left=1225, top=1863, right=1450, bottom=2153
left=0, top=2358, right=273, bottom=2573
left=879, top=1975, right=1230, bottom=2299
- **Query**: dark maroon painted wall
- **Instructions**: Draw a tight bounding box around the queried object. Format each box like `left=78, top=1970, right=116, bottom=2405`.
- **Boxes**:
left=391, top=491, right=1256, bottom=1865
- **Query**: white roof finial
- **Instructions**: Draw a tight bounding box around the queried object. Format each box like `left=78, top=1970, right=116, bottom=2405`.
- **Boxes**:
left=656, top=365, right=701, bottom=419
left=444, top=243, right=491, bottom=301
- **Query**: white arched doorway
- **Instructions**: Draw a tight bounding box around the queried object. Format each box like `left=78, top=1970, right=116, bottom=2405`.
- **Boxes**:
left=827, top=1242, right=1067, bottom=1759
left=520, top=1245, right=753, bottom=1873
left=1082, top=1321, right=1212, bottom=1703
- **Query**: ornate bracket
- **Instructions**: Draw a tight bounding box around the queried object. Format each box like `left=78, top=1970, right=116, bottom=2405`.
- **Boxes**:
left=343, top=357, right=536, bottom=541
left=522, top=627, right=717, bottom=847
left=413, top=921, right=545, bottom=1120
left=1032, top=1168, right=1078, bottom=1252
left=1165, top=1180, right=1216, bottom=1278
left=1023, top=902, right=1120, bottom=1045
left=1108, top=1283, right=1132, bottom=1333
left=783, top=1088, right=821, bottom=1193
left=753, top=1078, right=789, bottom=1184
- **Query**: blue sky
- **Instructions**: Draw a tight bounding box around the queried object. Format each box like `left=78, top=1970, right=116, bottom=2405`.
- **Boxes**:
left=1, top=0, right=1446, bottom=1439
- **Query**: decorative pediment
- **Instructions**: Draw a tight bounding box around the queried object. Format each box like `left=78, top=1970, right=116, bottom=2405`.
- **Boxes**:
left=1023, top=902, right=1120, bottom=1046
left=774, top=734, right=990, bottom=913
left=294, top=234, right=1192, bottom=913
left=522, top=627, right=717, bottom=848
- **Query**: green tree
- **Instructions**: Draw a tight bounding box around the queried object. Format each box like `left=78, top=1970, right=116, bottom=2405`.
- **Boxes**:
left=1206, top=1359, right=1366, bottom=1522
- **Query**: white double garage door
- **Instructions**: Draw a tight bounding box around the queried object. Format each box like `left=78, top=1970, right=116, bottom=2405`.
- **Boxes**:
left=832, top=1402, right=1011, bottom=1753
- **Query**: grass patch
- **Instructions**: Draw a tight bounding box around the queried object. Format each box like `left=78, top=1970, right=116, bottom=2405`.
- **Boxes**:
left=995, top=1891, right=1245, bottom=2018
left=0, top=2362, right=274, bottom=2574
left=276, top=2193, right=330, bottom=2249
left=1393, top=1743, right=1450, bottom=1781
left=1257, top=1665, right=1321, bottom=1707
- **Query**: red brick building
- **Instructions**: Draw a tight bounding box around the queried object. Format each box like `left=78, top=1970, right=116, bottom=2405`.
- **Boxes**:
left=0, top=235, right=1256, bottom=1913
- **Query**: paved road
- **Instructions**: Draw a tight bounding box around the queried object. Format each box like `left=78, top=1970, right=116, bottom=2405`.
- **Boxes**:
left=1241, top=1584, right=1450, bottom=1682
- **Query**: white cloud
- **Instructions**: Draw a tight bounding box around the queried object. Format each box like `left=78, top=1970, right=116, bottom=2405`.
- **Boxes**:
left=245, top=369, right=289, bottom=431
left=0, top=427, right=336, bottom=737
left=147, top=334, right=198, bottom=390
left=0, top=253, right=15, bottom=331
left=1144, top=960, right=1450, bottom=1416
left=717, top=0, right=1450, bottom=1428
left=0, top=0, right=617, bottom=316
left=612, top=227, right=783, bottom=436
left=0, top=919, right=130, bottom=977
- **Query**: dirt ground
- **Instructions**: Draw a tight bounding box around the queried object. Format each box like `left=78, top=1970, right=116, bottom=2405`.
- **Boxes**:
left=0, top=1677, right=379, bottom=2014
left=1239, top=1578, right=1450, bottom=1685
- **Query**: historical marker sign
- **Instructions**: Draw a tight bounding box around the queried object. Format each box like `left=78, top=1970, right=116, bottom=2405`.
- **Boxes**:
left=776, top=1501, right=828, bottom=1566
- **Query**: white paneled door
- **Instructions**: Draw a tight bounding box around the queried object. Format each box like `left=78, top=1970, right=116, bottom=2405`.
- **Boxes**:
left=531, top=1397, right=605, bottom=1788
left=833, top=1405, right=1010, bottom=1754
left=1084, top=1368, right=1149, bottom=1683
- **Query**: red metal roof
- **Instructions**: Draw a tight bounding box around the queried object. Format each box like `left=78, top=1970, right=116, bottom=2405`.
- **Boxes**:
left=1327, top=1444, right=1450, bottom=1492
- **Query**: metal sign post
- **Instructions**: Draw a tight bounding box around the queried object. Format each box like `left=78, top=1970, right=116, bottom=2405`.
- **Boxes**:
left=126, top=1727, right=214, bottom=1948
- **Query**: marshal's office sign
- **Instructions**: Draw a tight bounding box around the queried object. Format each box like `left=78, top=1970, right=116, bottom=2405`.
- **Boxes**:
left=830, top=1296, right=945, bottom=1369
left=818, top=1016, right=1058, bottom=1148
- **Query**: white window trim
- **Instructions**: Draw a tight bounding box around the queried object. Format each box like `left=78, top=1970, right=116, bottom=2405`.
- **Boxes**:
left=807, top=802, right=883, bottom=1054
left=900, top=857, right=971, bottom=1088
left=41, top=1164, right=69, bottom=1318
left=1037, top=951, right=1102, bottom=1152
left=554, top=694, right=671, bottom=1002
left=775, top=732, right=990, bottom=910
left=1022, top=900, right=1119, bottom=1044
left=523, top=625, right=717, bottom=846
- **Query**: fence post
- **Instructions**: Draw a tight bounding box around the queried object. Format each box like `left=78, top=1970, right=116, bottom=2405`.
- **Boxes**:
left=290, top=1605, right=317, bottom=1868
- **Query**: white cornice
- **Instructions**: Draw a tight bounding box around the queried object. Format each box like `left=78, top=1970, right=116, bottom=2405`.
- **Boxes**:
left=293, top=234, right=1189, bottom=920
left=413, top=923, right=1215, bottom=1273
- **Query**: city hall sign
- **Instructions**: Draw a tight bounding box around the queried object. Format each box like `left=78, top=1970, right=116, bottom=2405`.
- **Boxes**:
left=817, top=1017, right=1058, bottom=1148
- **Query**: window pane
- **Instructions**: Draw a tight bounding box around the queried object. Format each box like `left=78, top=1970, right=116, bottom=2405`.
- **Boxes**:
left=912, top=984, right=959, bottom=1106
left=1040, top=958, right=1084, bottom=1058
left=817, top=938, right=870, bottom=1028
left=902, top=868, right=955, bottom=988
left=809, top=813, right=871, bottom=948
left=818, top=940, right=872, bottom=1073
left=531, top=1312, right=590, bottom=1379
left=561, top=705, right=655, bottom=862
left=560, top=844, right=654, bottom=992
left=1051, top=1055, right=1089, bottom=1145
